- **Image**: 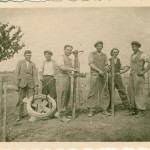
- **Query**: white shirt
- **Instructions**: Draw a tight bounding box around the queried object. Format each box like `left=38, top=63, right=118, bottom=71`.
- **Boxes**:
left=43, top=61, right=54, bottom=76
left=26, top=60, right=29, bottom=69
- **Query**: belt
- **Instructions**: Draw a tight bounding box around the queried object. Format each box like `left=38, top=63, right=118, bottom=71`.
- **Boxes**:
left=43, top=75, right=54, bottom=77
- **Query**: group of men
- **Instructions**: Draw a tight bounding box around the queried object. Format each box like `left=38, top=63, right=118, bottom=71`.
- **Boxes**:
left=14, top=41, right=150, bottom=122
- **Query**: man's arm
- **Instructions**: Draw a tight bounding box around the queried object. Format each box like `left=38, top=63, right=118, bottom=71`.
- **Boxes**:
left=33, top=63, right=39, bottom=86
left=56, top=56, right=77, bottom=72
left=137, top=53, right=150, bottom=76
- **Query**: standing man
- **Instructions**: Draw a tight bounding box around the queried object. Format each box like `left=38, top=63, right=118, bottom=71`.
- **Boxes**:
left=41, top=50, right=57, bottom=99
left=108, top=48, right=130, bottom=111
left=15, top=50, right=38, bottom=121
left=128, top=41, right=150, bottom=118
left=87, top=41, right=110, bottom=117
left=56, top=45, right=78, bottom=121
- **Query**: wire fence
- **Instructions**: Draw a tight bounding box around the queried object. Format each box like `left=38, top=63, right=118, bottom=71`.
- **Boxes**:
left=1, top=71, right=150, bottom=109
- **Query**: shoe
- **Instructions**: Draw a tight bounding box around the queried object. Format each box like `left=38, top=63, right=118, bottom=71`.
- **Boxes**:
left=125, top=111, right=137, bottom=116
left=102, top=111, right=111, bottom=116
left=87, top=111, right=95, bottom=117
left=135, top=111, right=145, bottom=118
left=15, top=117, right=21, bottom=122
left=60, top=116, right=71, bottom=122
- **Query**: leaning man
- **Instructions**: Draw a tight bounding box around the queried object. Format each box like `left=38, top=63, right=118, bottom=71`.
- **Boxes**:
left=14, top=50, right=38, bottom=121
left=87, top=41, right=110, bottom=117
left=56, top=45, right=78, bottom=121
left=127, top=41, right=150, bottom=118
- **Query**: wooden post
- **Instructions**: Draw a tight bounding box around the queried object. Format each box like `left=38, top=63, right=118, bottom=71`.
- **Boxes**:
left=111, top=56, right=115, bottom=117
left=0, top=76, right=3, bottom=141
left=148, top=71, right=150, bottom=96
left=72, top=50, right=79, bottom=119
left=2, top=76, right=8, bottom=142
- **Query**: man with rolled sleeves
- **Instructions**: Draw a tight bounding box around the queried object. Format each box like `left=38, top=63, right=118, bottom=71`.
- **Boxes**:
left=41, top=50, right=57, bottom=99
left=87, top=41, right=110, bottom=117
left=127, top=41, right=150, bottom=118
left=14, top=50, right=38, bottom=121
left=55, top=45, right=78, bottom=121
left=108, top=48, right=130, bottom=111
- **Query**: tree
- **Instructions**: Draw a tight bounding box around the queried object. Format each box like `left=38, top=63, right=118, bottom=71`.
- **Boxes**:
left=0, top=22, right=25, bottom=61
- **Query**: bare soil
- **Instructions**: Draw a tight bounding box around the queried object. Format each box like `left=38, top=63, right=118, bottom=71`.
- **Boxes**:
left=0, top=90, right=150, bottom=142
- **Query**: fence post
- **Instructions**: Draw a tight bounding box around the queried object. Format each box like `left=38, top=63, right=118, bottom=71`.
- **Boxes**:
left=111, top=56, right=115, bottom=117
left=2, top=76, right=8, bottom=142
left=148, top=71, right=150, bottom=96
left=0, top=76, right=3, bottom=141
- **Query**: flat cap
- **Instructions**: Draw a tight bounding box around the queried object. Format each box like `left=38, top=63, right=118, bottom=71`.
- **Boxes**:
left=44, top=50, right=53, bottom=56
left=131, top=41, right=141, bottom=48
left=94, top=41, right=103, bottom=47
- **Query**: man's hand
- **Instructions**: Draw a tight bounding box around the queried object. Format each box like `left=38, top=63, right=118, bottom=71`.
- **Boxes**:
left=34, top=85, right=38, bottom=94
left=137, top=71, right=144, bottom=77
left=115, top=72, right=121, bottom=76
left=40, top=76, right=44, bottom=82
left=73, top=68, right=79, bottom=72
left=105, top=65, right=110, bottom=72
left=98, top=70, right=104, bottom=76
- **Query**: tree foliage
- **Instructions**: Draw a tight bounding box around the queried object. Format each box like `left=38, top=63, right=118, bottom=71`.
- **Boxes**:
left=0, top=22, right=25, bottom=61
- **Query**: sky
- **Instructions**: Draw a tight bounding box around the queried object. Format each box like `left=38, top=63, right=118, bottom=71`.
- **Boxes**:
left=0, top=8, right=150, bottom=73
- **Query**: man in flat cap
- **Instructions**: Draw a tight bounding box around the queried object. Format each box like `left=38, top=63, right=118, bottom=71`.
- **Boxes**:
left=87, top=41, right=110, bottom=117
left=108, top=48, right=130, bottom=112
left=15, top=50, right=38, bottom=121
left=127, top=41, right=150, bottom=117
left=55, top=45, right=78, bottom=121
left=41, top=50, right=57, bottom=100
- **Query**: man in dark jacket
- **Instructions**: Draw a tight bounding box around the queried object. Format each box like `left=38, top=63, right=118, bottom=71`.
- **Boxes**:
left=15, top=50, right=38, bottom=121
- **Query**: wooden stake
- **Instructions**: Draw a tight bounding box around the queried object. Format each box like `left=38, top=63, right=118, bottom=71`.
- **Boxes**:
left=2, top=76, right=8, bottom=142
left=111, top=56, right=115, bottom=117
left=0, top=76, right=3, bottom=141
left=72, top=51, right=79, bottom=119
left=148, top=71, right=150, bottom=96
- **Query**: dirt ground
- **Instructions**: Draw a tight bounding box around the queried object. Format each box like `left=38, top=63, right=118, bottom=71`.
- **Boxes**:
left=0, top=90, right=150, bottom=142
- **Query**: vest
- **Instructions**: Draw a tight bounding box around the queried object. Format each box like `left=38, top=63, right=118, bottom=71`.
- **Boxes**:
left=59, top=55, right=72, bottom=74
left=130, top=51, right=145, bottom=75
left=109, top=58, right=121, bottom=73
left=90, top=52, right=107, bottom=73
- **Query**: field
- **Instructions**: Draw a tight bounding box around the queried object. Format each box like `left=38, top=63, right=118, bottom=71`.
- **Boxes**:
left=0, top=73, right=150, bottom=142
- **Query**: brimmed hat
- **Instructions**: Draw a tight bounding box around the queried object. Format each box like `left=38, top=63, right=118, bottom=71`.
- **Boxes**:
left=94, top=41, right=103, bottom=47
left=131, top=41, right=141, bottom=48
left=44, top=50, right=53, bottom=56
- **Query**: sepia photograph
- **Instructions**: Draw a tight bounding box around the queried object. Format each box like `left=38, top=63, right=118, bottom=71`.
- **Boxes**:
left=0, top=7, right=150, bottom=142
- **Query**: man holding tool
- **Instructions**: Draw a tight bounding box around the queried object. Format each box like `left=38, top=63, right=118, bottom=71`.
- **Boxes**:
left=87, top=41, right=110, bottom=117
left=108, top=48, right=130, bottom=112
left=127, top=41, right=150, bottom=118
left=14, top=50, right=38, bottom=121
left=55, top=45, right=79, bottom=122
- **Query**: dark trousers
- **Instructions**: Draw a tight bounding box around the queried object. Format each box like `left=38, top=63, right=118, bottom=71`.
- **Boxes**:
left=17, top=86, right=34, bottom=118
left=42, top=75, right=57, bottom=99
left=108, top=75, right=130, bottom=110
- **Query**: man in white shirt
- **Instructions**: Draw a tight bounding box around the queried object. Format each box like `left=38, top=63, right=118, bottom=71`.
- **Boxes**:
left=127, top=41, right=150, bottom=118
left=41, top=50, right=57, bottom=99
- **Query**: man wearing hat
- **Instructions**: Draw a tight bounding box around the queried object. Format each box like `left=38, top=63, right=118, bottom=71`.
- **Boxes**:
left=41, top=50, right=57, bottom=99
left=55, top=45, right=78, bottom=121
left=127, top=41, right=150, bottom=117
left=87, top=41, right=110, bottom=117
left=108, top=48, right=130, bottom=111
left=14, top=50, right=38, bottom=121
